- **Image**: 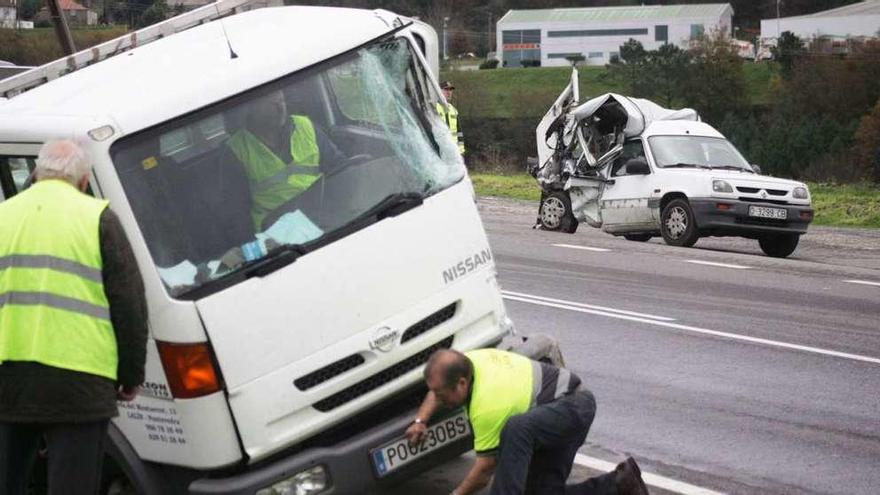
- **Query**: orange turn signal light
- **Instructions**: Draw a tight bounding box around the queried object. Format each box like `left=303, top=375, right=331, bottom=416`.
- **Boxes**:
left=715, top=203, right=732, bottom=211
left=156, top=341, right=222, bottom=399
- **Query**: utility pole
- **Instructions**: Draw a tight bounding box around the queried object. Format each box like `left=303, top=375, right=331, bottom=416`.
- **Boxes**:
left=487, top=12, right=493, bottom=53
left=776, top=0, right=781, bottom=37
left=48, top=0, right=76, bottom=55
left=443, top=17, right=449, bottom=60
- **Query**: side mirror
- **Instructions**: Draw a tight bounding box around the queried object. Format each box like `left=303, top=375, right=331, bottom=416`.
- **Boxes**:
left=750, top=164, right=762, bottom=174
left=625, top=157, right=650, bottom=175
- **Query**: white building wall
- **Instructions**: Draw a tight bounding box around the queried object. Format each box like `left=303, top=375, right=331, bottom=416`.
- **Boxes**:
left=761, top=15, right=880, bottom=39
left=0, top=6, right=16, bottom=24
left=497, top=9, right=733, bottom=68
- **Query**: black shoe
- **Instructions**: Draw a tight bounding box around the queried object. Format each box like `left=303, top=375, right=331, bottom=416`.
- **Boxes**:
left=614, top=457, right=649, bottom=495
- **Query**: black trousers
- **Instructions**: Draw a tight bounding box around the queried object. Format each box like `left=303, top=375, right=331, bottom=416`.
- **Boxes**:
left=0, top=420, right=109, bottom=495
left=490, top=390, right=617, bottom=495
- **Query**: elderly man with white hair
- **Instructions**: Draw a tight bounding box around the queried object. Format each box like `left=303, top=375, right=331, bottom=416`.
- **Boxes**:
left=0, top=140, right=147, bottom=494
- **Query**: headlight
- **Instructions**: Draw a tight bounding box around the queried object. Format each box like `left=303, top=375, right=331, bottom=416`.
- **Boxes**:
left=256, top=466, right=329, bottom=495
left=712, top=180, right=733, bottom=193
left=793, top=186, right=809, bottom=199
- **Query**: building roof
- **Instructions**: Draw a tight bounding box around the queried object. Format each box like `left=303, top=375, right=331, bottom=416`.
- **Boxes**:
left=59, top=0, right=90, bottom=11
left=776, top=0, right=880, bottom=20
left=0, top=0, right=16, bottom=9
left=499, top=3, right=732, bottom=24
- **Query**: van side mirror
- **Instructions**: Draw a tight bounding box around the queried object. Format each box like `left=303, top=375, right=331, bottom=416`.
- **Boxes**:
left=625, top=157, right=650, bottom=175
left=751, top=164, right=762, bottom=174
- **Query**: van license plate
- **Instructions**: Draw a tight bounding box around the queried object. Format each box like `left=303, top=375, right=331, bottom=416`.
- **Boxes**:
left=749, top=205, right=787, bottom=220
left=370, top=411, right=470, bottom=477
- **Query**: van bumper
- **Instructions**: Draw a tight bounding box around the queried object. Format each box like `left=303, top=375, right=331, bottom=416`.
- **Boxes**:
left=188, top=335, right=554, bottom=494
left=689, top=198, right=813, bottom=237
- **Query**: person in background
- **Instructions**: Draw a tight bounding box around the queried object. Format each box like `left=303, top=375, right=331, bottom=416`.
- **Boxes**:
left=437, top=81, right=466, bottom=155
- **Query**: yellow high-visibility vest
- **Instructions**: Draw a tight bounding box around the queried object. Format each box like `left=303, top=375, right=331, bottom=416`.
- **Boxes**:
left=0, top=180, right=118, bottom=380
left=464, top=349, right=535, bottom=453
left=228, top=114, right=322, bottom=229
left=436, top=102, right=465, bottom=155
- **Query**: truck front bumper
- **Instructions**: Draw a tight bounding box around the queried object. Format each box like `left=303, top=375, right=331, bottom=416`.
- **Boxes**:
left=188, top=335, right=554, bottom=495
left=689, top=198, right=813, bottom=237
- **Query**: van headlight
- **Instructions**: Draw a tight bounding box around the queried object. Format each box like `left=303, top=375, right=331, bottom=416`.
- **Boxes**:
left=256, top=466, right=329, bottom=495
left=792, top=186, right=809, bottom=199
left=712, top=180, right=733, bottom=193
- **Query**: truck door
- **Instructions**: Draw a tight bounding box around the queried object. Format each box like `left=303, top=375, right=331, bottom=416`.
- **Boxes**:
left=599, top=139, right=656, bottom=231
left=0, top=143, right=40, bottom=202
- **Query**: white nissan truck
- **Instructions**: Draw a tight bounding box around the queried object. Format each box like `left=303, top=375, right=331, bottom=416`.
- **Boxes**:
left=530, top=70, right=814, bottom=258
left=0, top=2, right=541, bottom=493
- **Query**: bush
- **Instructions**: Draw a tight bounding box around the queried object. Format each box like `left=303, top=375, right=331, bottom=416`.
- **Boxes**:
left=479, top=59, right=499, bottom=70
left=520, top=59, right=541, bottom=68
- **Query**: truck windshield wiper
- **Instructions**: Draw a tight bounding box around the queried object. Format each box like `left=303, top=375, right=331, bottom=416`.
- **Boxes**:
left=335, top=191, right=425, bottom=235
left=241, top=242, right=308, bottom=279
left=710, top=165, right=753, bottom=172
left=664, top=162, right=711, bottom=169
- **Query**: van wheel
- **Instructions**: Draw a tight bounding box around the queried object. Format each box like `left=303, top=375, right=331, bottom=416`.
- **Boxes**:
left=661, top=199, right=699, bottom=247
left=623, top=233, right=652, bottom=242
left=539, top=191, right=578, bottom=233
left=759, top=233, right=799, bottom=258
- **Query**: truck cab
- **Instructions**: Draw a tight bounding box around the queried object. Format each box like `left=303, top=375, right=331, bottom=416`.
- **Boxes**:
left=0, top=3, right=519, bottom=493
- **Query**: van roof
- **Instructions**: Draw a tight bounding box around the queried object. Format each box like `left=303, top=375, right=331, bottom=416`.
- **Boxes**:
left=0, top=6, right=395, bottom=137
left=643, top=120, right=724, bottom=139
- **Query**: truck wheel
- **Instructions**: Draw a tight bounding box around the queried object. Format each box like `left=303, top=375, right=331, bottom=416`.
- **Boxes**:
left=661, top=199, right=699, bottom=247
left=539, top=191, right=578, bottom=234
left=759, top=233, right=799, bottom=258
left=623, top=233, right=652, bottom=242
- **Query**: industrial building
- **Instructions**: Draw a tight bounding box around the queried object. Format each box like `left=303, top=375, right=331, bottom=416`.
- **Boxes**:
left=760, top=0, right=880, bottom=39
left=496, top=3, right=733, bottom=68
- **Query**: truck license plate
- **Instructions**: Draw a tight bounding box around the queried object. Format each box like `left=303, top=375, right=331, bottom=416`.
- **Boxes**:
left=749, top=205, right=787, bottom=220
left=370, top=411, right=470, bottom=477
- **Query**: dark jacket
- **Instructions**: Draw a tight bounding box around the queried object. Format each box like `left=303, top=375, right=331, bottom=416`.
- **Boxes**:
left=0, top=208, right=148, bottom=423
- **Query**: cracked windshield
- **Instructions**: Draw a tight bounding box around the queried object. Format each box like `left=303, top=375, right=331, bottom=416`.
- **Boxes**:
left=111, top=37, right=464, bottom=297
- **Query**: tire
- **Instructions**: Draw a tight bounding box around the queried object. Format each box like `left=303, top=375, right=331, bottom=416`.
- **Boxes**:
left=759, top=233, right=799, bottom=258
left=539, top=191, right=578, bottom=234
left=660, top=198, right=700, bottom=247
left=623, top=233, right=653, bottom=242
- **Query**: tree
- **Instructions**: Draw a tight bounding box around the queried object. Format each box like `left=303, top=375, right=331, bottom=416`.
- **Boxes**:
left=771, top=31, right=805, bottom=79
left=136, top=0, right=169, bottom=28
left=650, top=43, right=690, bottom=107
left=854, top=99, right=880, bottom=183
left=565, top=54, right=585, bottom=66
left=19, top=0, right=41, bottom=20
left=681, top=30, right=748, bottom=125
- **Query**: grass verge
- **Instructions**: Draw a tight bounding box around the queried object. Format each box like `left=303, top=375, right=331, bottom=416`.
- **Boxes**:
left=471, top=173, right=880, bottom=229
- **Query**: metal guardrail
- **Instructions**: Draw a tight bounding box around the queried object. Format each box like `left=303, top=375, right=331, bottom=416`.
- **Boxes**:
left=0, top=0, right=255, bottom=99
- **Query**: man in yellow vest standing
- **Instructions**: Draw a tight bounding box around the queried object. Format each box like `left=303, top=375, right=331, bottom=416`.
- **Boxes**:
left=0, top=140, right=147, bottom=494
left=437, top=81, right=466, bottom=155
left=406, top=349, right=649, bottom=495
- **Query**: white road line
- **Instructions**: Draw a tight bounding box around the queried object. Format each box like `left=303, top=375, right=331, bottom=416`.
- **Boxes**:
left=553, top=243, right=612, bottom=252
left=502, top=290, right=676, bottom=321
left=685, top=260, right=751, bottom=270
left=503, top=292, right=880, bottom=366
left=573, top=454, right=724, bottom=495
left=844, top=279, right=880, bottom=288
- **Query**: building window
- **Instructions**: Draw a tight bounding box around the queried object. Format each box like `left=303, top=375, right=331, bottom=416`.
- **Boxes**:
left=547, top=53, right=584, bottom=59
left=609, top=51, right=620, bottom=61
left=690, top=24, right=704, bottom=38
left=502, top=30, right=542, bottom=68
left=655, top=25, right=668, bottom=42
left=547, top=28, right=649, bottom=38
left=588, top=52, right=604, bottom=59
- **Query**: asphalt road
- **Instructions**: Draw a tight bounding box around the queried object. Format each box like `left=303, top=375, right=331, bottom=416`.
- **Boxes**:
left=389, top=196, right=880, bottom=495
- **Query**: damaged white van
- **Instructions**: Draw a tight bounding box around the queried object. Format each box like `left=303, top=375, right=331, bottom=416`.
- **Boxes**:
left=530, top=70, right=813, bottom=258
left=0, top=1, right=541, bottom=493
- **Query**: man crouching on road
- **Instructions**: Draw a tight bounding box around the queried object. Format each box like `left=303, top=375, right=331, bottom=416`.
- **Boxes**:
left=406, top=349, right=648, bottom=495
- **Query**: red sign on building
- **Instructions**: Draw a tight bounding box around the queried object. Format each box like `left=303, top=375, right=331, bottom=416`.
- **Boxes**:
left=502, top=43, right=540, bottom=50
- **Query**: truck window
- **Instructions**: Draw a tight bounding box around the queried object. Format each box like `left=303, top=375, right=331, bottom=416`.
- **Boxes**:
left=610, top=140, right=645, bottom=177
left=0, top=156, right=36, bottom=199
left=110, top=36, right=465, bottom=299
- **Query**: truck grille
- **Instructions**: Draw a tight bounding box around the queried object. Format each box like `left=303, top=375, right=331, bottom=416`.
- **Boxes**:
left=294, top=354, right=366, bottom=391
left=400, top=303, right=457, bottom=344
left=313, top=336, right=454, bottom=412
left=738, top=197, right=789, bottom=205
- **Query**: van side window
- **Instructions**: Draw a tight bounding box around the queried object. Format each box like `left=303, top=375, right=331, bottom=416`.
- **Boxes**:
left=0, top=156, right=36, bottom=199
left=610, top=140, right=646, bottom=177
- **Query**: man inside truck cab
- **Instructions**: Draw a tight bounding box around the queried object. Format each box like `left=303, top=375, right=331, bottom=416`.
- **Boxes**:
left=407, top=349, right=649, bottom=495
left=226, top=89, right=346, bottom=230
